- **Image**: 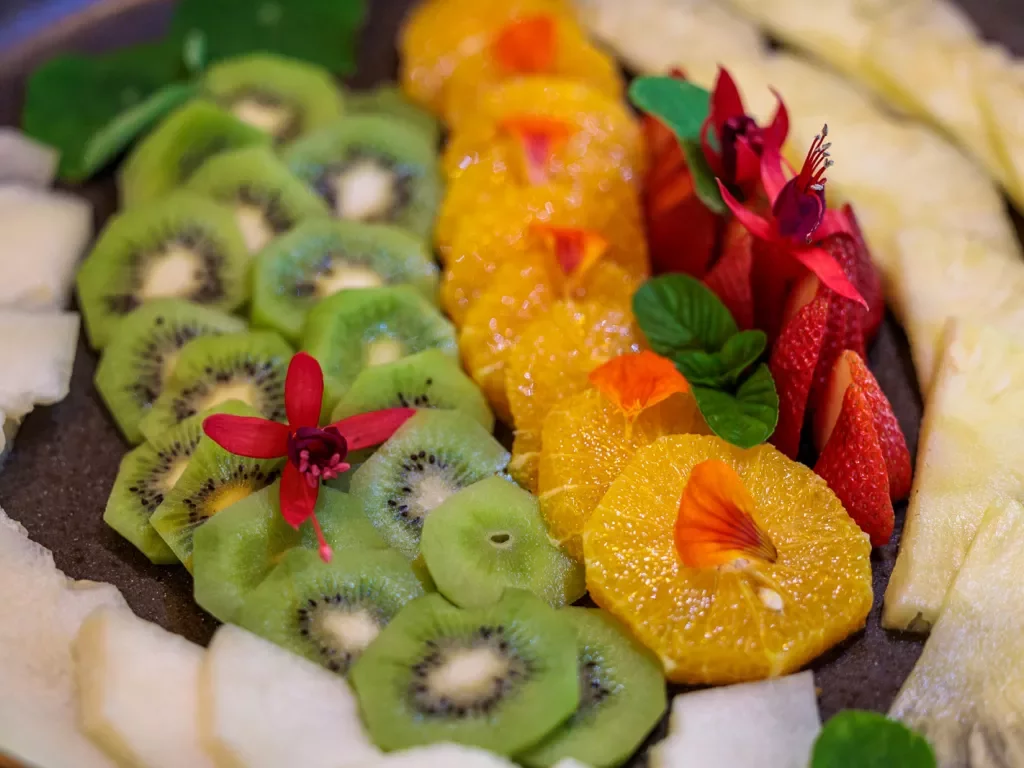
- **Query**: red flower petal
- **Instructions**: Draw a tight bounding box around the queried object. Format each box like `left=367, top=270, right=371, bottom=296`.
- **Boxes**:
left=763, top=93, right=790, bottom=153
left=816, top=208, right=854, bottom=240
left=492, top=14, right=557, bottom=74
left=733, top=139, right=762, bottom=186
left=285, top=352, right=325, bottom=429
left=700, top=119, right=723, bottom=178
left=711, top=67, right=746, bottom=127
left=203, top=414, right=289, bottom=458
left=330, top=408, right=416, bottom=451
left=280, top=461, right=318, bottom=526
left=790, top=246, right=868, bottom=307
left=760, top=148, right=789, bottom=205
left=717, top=180, right=777, bottom=242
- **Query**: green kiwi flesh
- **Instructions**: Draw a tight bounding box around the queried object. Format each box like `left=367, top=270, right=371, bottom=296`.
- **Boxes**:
left=252, top=219, right=439, bottom=344
left=137, top=330, right=292, bottom=443
left=203, top=54, right=345, bottom=143
left=345, top=85, right=441, bottom=146
left=120, top=101, right=271, bottom=207
left=187, top=146, right=330, bottom=255
left=303, top=285, right=457, bottom=415
left=76, top=192, right=251, bottom=349
left=238, top=547, right=425, bottom=675
left=350, top=590, right=579, bottom=755
left=420, top=477, right=585, bottom=609
left=348, top=409, right=510, bottom=559
left=285, top=114, right=442, bottom=240
left=518, top=608, right=667, bottom=768
left=149, top=400, right=283, bottom=570
left=192, top=483, right=388, bottom=623
left=94, top=299, right=247, bottom=444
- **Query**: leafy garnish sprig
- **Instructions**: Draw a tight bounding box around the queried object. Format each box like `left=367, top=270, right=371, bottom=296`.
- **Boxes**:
left=811, top=711, right=937, bottom=768
left=632, top=274, right=778, bottom=449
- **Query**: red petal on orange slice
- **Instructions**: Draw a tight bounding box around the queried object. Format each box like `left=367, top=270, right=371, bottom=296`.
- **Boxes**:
left=531, top=224, right=609, bottom=284
left=588, top=350, right=689, bottom=421
left=492, top=15, right=557, bottom=74
left=499, top=116, right=573, bottom=185
left=674, top=460, right=778, bottom=568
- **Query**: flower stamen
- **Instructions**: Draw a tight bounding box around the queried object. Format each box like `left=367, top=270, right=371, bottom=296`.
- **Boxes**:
left=797, top=125, right=833, bottom=194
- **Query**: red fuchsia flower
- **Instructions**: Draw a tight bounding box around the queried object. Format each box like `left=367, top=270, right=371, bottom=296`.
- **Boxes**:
left=717, top=125, right=867, bottom=306
left=202, top=352, right=414, bottom=563
left=701, top=67, right=789, bottom=192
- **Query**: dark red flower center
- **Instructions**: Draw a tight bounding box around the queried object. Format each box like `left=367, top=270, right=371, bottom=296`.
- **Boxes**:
left=287, top=426, right=350, bottom=487
left=719, top=115, right=763, bottom=183
left=773, top=124, right=832, bottom=244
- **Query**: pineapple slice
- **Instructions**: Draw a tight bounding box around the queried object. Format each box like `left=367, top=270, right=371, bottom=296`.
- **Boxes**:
left=976, top=54, right=1024, bottom=207
left=893, top=229, right=1024, bottom=391
left=883, top=322, right=1024, bottom=632
left=890, top=498, right=1024, bottom=764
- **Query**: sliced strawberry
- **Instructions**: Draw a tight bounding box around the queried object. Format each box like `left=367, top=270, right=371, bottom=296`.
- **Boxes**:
left=704, top=218, right=754, bottom=329
left=751, top=238, right=803, bottom=341
left=814, top=382, right=895, bottom=546
left=839, top=204, right=884, bottom=341
left=815, top=350, right=912, bottom=501
left=769, top=291, right=830, bottom=459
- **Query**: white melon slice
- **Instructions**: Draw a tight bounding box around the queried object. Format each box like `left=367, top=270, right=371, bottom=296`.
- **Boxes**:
left=200, top=624, right=379, bottom=768
left=890, top=498, right=1024, bottom=763
left=73, top=608, right=216, bottom=768
left=884, top=322, right=1024, bottom=632
left=0, top=186, right=92, bottom=310
left=0, top=310, right=79, bottom=424
left=649, top=671, right=820, bottom=768
left=0, top=129, right=59, bottom=188
left=352, top=743, right=517, bottom=768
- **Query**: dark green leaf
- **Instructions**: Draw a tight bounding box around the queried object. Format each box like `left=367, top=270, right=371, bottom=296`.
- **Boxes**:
left=170, top=0, right=366, bottom=74
left=674, top=330, right=767, bottom=388
left=811, top=711, right=936, bottom=768
left=692, top=364, right=778, bottom=449
left=632, top=275, right=737, bottom=358
left=629, top=77, right=710, bottom=142
left=679, top=138, right=727, bottom=214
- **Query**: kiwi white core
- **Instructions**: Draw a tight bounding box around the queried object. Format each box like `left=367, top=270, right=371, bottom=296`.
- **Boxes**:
left=232, top=100, right=294, bottom=138
left=234, top=203, right=276, bottom=254
left=333, top=160, right=397, bottom=221
left=429, top=647, right=510, bottom=705
left=412, top=474, right=459, bottom=518
left=317, top=608, right=381, bottom=654
left=138, top=246, right=201, bottom=300
left=366, top=338, right=404, bottom=367
left=199, top=381, right=259, bottom=412
left=315, top=264, right=385, bottom=297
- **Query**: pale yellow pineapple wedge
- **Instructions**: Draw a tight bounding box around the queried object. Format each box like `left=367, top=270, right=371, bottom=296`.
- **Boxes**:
left=890, top=498, right=1024, bottom=764
left=893, top=229, right=1024, bottom=392
left=883, top=322, right=1024, bottom=632
left=977, top=54, right=1024, bottom=208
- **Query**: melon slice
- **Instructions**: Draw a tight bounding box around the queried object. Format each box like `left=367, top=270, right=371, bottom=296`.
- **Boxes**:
left=353, top=744, right=517, bottom=767
left=0, top=128, right=59, bottom=187
left=0, top=310, right=79, bottom=424
left=201, top=624, right=379, bottom=768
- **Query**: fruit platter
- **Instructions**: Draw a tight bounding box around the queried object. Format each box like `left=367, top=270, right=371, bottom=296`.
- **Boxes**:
left=2, top=0, right=1024, bottom=766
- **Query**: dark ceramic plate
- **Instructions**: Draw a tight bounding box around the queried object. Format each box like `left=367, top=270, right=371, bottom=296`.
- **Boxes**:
left=0, top=1, right=1021, bottom=764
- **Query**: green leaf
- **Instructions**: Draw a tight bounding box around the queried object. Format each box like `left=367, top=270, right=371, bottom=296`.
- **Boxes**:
left=811, top=711, right=936, bottom=768
left=692, top=364, right=778, bottom=449
left=629, top=77, right=710, bottom=142
left=632, top=275, right=737, bottom=358
left=680, top=138, right=727, bottom=214
left=182, top=30, right=208, bottom=77
left=170, top=0, right=366, bottom=74
left=674, top=330, right=767, bottom=388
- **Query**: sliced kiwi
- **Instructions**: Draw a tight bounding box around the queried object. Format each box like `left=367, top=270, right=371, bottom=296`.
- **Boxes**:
left=252, top=219, right=440, bottom=344
left=238, top=546, right=425, bottom=675
left=192, top=483, right=389, bottom=623
left=345, top=85, right=441, bottom=146
left=350, top=590, right=579, bottom=755
left=518, top=608, right=667, bottom=768
left=187, top=146, right=330, bottom=255
left=76, top=192, right=251, bottom=349
left=137, top=330, right=291, bottom=443
left=303, top=285, right=457, bottom=414
left=285, top=114, right=442, bottom=240
left=348, top=409, right=510, bottom=559
left=149, top=400, right=283, bottom=569
left=120, top=100, right=271, bottom=207
left=420, top=477, right=585, bottom=609
left=203, top=53, right=345, bottom=143
left=94, top=299, right=247, bottom=444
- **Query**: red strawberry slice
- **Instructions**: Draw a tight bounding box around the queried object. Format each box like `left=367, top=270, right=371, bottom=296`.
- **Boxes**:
left=751, top=238, right=803, bottom=341
left=840, top=204, right=885, bottom=341
left=814, top=382, right=895, bottom=546
left=704, top=218, right=754, bottom=329
left=815, top=350, right=912, bottom=501
left=769, top=290, right=830, bottom=458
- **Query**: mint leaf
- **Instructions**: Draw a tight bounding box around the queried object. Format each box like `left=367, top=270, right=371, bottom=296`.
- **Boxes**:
left=633, top=275, right=737, bottom=357
left=675, top=330, right=767, bottom=388
left=170, top=0, right=366, bottom=74
left=680, top=138, right=727, bottom=213
left=812, top=711, right=936, bottom=768
left=629, top=77, right=710, bottom=142
left=692, top=364, right=778, bottom=449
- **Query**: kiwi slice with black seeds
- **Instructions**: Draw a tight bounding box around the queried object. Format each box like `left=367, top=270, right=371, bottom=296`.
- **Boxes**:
left=348, top=409, right=510, bottom=559
left=285, top=114, right=442, bottom=240
left=238, top=546, right=425, bottom=675
left=420, top=477, right=585, bottom=609
left=149, top=400, right=282, bottom=570
left=519, top=608, right=666, bottom=767
left=252, top=219, right=439, bottom=344
left=187, top=146, right=330, bottom=255
left=303, top=285, right=457, bottom=415
left=350, top=590, right=579, bottom=755
left=77, top=192, right=251, bottom=349
left=346, top=85, right=441, bottom=146
left=138, top=330, right=292, bottom=443
left=95, top=299, right=247, bottom=444
left=192, top=483, right=389, bottom=623
left=120, top=101, right=271, bottom=207
left=202, top=53, right=345, bottom=143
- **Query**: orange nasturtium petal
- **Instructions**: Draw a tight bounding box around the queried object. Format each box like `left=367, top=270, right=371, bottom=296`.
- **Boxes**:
left=674, top=460, right=778, bottom=569
left=500, top=116, right=573, bottom=185
left=492, top=15, right=558, bottom=74
left=588, top=350, right=689, bottom=422
left=531, top=224, right=609, bottom=287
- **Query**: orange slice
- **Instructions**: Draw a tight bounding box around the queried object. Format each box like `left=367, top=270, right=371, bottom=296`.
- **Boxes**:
left=583, top=434, right=873, bottom=685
